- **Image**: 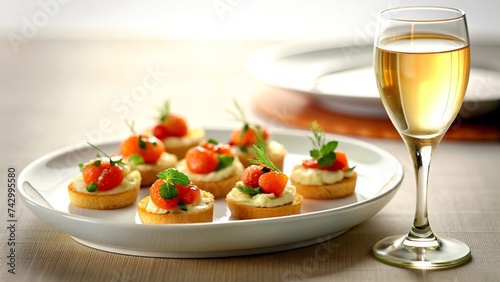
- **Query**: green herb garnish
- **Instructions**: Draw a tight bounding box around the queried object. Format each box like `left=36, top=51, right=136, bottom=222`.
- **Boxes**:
left=126, top=120, right=137, bottom=134
left=235, top=183, right=262, bottom=195
left=227, top=98, right=251, bottom=139
left=158, top=100, right=171, bottom=123
left=215, top=154, right=235, bottom=171
left=345, top=166, right=356, bottom=173
left=207, top=138, right=235, bottom=171
left=128, top=154, right=145, bottom=166
left=247, top=132, right=281, bottom=173
left=178, top=200, right=188, bottom=211
left=138, top=135, right=147, bottom=150
left=307, top=121, right=338, bottom=167
left=86, top=183, right=98, bottom=192
left=227, top=97, right=248, bottom=124
left=157, top=168, right=190, bottom=199
left=86, top=142, right=124, bottom=167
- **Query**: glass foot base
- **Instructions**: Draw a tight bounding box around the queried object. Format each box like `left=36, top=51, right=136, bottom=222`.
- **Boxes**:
left=373, top=234, right=471, bottom=269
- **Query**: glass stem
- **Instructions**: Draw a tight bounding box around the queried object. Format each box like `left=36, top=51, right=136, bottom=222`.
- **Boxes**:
left=403, top=138, right=440, bottom=248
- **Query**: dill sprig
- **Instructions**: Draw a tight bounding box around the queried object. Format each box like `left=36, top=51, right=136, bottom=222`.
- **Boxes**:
left=226, top=97, right=248, bottom=124
left=158, top=100, right=171, bottom=122
left=247, top=132, right=281, bottom=172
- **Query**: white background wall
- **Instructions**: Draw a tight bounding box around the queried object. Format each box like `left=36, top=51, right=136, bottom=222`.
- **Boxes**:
left=1, top=0, right=499, bottom=43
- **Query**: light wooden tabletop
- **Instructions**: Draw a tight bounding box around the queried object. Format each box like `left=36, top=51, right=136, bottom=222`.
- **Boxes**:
left=1, top=39, right=499, bottom=281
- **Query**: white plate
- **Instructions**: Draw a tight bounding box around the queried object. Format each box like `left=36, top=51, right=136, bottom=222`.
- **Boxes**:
left=19, top=128, right=403, bottom=258
left=246, top=39, right=500, bottom=118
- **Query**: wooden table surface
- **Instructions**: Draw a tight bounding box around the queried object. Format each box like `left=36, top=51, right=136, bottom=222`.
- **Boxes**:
left=1, top=39, right=499, bottom=281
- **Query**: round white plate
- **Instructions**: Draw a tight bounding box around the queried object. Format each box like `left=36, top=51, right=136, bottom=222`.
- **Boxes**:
left=246, top=39, right=500, bottom=118
left=19, top=128, right=403, bottom=258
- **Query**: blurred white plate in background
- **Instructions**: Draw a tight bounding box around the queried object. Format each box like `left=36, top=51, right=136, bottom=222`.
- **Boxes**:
left=246, top=39, right=500, bottom=118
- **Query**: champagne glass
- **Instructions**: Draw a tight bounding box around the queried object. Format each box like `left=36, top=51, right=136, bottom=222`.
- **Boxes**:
left=372, top=6, right=472, bottom=268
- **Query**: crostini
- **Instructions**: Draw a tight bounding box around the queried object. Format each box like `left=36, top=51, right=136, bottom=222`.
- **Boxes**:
left=68, top=143, right=141, bottom=210
left=151, top=101, right=205, bottom=159
left=137, top=168, right=214, bottom=224
left=227, top=99, right=286, bottom=170
left=225, top=140, right=302, bottom=219
left=290, top=121, right=357, bottom=199
left=176, top=139, right=244, bottom=198
left=120, top=132, right=177, bottom=186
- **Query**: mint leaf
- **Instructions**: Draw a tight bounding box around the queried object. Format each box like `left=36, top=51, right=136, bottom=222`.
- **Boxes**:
left=128, top=154, right=145, bottom=166
left=318, top=152, right=336, bottom=167
left=307, top=121, right=339, bottom=167
left=157, top=168, right=190, bottom=186
left=156, top=168, right=191, bottom=199
left=322, top=141, right=338, bottom=153
left=309, top=149, right=321, bottom=159
left=215, top=155, right=234, bottom=171
left=160, top=182, right=178, bottom=199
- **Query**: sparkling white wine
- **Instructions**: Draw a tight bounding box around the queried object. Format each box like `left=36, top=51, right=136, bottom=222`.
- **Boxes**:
left=375, top=35, right=470, bottom=138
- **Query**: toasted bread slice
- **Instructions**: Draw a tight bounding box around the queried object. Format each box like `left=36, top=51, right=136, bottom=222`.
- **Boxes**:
left=292, top=172, right=357, bottom=199
left=226, top=193, right=303, bottom=220
left=68, top=182, right=140, bottom=210
left=190, top=170, right=242, bottom=198
left=137, top=192, right=214, bottom=224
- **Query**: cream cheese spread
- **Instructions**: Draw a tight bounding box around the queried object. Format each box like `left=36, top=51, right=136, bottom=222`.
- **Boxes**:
left=128, top=152, right=177, bottom=171
left=232, top=140, right=286, bottom=156
left=226, top=181, right=296, bottom=208
left=176, top=157, right=244, bottom=182
left=72, top=169, right=141, bottom=195
left=162, top=128, right=205, bottom=147
left=145, top=190, right=213, bottom=214
left=290, top=164, right=355, bottom=186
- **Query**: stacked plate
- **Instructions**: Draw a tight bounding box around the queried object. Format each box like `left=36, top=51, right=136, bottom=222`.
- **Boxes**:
left=246, top=38, right=500, bottom=118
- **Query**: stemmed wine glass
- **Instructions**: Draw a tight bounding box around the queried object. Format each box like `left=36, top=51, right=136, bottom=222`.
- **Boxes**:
left=372, top=6, right=472, bottom=268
